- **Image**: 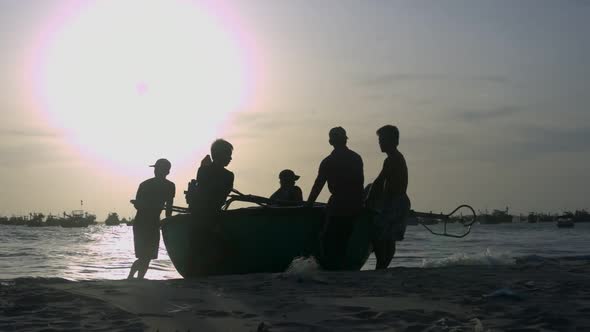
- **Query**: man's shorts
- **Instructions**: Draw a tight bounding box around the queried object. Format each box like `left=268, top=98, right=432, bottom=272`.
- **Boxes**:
left=133, top=218, right=160, bottom=259
left=372, top=194, right=411, bottom=242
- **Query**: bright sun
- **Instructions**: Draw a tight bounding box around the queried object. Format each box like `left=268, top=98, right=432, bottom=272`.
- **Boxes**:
left=32, top=0, right=254, bottom=171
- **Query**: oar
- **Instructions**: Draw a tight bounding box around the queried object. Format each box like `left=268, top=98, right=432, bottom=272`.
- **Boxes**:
left=169, top=189, right=278, bottom=212
left=133, top=187, right=248, bottom=213
left=231, top=188, right=246, bottom=196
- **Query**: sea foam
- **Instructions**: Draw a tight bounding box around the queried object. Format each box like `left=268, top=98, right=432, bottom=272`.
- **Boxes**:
left=279, top=256, right=329, bottom=283
left=421, top=248, right=515, bottom=268
left=284, top=256, right=321, bottom=276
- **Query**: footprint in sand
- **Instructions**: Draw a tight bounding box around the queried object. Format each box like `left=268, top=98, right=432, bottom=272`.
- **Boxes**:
left=103, top=289, right=127, bottom=295
left=195, top=309, right=231, bottom=318
left=352, top=310, right=383, bottom=320
left=337, top=305, right=371, bottom=312
left=231, top=311, right=258, bottom=319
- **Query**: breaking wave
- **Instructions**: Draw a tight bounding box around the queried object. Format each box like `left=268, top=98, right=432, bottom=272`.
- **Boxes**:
left=421, top=248, right=515, bottom=267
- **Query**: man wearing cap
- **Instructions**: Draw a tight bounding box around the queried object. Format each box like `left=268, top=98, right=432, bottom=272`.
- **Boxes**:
left=128, top=158, right=175, bottom=280
left=270, top=169, right=304, bottom=203
left=307, top=127, right=364, bottom=270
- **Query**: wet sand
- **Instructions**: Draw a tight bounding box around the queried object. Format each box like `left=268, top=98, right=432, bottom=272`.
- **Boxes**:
left=2, top=257, right=590, bottom=331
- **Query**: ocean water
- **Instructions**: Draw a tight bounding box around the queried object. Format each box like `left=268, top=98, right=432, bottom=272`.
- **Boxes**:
left=1, top=222, right=589, bottom=280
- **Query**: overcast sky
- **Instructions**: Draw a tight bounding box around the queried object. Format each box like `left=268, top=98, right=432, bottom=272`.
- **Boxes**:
left=1, top=0, right=589, bottom=219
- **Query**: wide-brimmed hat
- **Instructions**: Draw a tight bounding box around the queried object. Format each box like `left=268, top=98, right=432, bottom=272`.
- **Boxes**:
left=279, top=169, right=300, bottom=181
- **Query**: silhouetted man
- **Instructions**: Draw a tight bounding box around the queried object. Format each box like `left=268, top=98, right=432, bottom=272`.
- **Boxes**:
left=270, top=169, right=303, bottom=203
left=366, top=125, right=410, bottom=270
left=307, top=127, right=364, bottom=269
left=128, top=158, right=175, bottom=279
left=189, top=139, right=234, bottom=215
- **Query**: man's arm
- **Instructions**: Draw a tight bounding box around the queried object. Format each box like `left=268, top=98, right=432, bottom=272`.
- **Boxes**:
left=293, top=186, right=304, bottom=202
left=307, top=161, right=327, bottom=205
left=269, top=189, right=280, bottom=201
left=165, top=183, right=175, bottom=218
left=132, top=183, right=145, bottom=210
left=359, top=156, right=365, bottom=191
left=382, top=156, right=402, bottom=202
left=223, top=172, right=235, bottom=200
left=366, top=160, right=386, bottom=205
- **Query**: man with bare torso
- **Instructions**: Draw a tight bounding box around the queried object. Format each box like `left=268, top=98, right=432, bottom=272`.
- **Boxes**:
left=307, top=127, right=364, bottom=270
left=366, top=125, right=411, bottom=270
left=128, top=158, right=175, bottom=279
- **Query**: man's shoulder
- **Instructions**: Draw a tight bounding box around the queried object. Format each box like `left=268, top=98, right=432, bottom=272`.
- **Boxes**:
left=222, top=168, right=234, bottom=178
left=323, top=148, right=362, bottom=164
left=348, top=148, right=362, bottom=160
left=164, top=178, right=175, bottom=188
left=221, top=168, right=234, bottom=184
left=385, top=150, right=407, bottom=167
left=392, top=150, right=406, bottom=162
left=290, top=185, right=302, bottom=193
left=319, top=154, right=334, bottom=170
left=143, top=177, right=174, bottom=187
left=343, top=148, right=363, bottom=165
left=140, top=178, right=156, bottom=186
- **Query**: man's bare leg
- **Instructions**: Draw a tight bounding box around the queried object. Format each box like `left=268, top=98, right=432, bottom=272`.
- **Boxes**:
left=374, top=239, right=396, bottom=270
left=137, top=259, right=151, bottom=279
left=128, top=259, right=140, bottom=279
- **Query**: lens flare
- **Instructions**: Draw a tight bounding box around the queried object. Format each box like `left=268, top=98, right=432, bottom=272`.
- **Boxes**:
left=29, top=0, right=259, bottom=171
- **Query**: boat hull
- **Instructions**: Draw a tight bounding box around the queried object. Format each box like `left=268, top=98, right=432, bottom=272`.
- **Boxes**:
left=104, top=221, right=121, bottom=226
left=557, top=219, right=574, bottom=228
left=161, top=207, right=374, bottom=278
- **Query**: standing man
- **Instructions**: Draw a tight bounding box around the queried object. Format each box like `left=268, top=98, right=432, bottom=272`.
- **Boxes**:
left=128, top=158, right=175, bottom=280
left=366, top=125, right=410, bottom=270
left=307, top=127, right=364, bottom=270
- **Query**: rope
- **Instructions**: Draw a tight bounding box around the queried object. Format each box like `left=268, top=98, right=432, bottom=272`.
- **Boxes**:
left=416, top=204, right=477, bottom=238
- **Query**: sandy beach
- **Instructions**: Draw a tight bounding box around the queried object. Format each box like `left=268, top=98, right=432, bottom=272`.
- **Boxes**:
left=2, top=256, right=590, bottom=331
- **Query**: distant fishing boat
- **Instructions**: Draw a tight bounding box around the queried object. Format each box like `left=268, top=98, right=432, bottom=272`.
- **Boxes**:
left=26, top=213, right=47, bottom=227
left=45, top=215, right=61, bottom=226
left=60, top=210, right=96, bottom=228
left=478, top=208, right=512, bottom=224
left=7, top=216, right=26, bottom=226
left=557, top=218, right=574, bottom=228
left=104, top=212, right=121, bottom=226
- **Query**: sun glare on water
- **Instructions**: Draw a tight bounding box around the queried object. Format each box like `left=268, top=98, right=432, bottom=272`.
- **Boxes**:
left=30, top=0, right=257, bottom=171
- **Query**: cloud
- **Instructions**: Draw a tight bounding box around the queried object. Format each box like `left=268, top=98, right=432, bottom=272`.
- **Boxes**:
left=0, top=127, right=60, bottom=139
left=0, top=140, right=72, bottom=168
left=474, top=75, right=509, bottom=84
left=359, top=73, right=447, bottom=87
left=400, top=121, right=590, bottom=165
left=227, top=110, right=337, bottom=139
left=518, top=126, right=590, bottom=155
left=357, top=73, right=509, bottom=87
left=567, top=0, right=590, bottom=7
left=457, top=106, right=521, bottom=122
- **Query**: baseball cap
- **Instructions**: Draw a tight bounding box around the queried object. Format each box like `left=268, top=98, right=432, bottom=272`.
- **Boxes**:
left=149, top=158, right=171, bottom=171
left=279, top=169, right=300, bottom=181
left=329, top=126, right=348, bottom=139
